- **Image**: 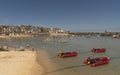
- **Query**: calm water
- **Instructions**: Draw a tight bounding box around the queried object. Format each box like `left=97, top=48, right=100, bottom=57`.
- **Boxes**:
left=1, top=36, right=120, bottom=75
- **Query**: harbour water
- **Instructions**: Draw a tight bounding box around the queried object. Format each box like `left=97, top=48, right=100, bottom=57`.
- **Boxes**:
left=0, top=36, right=120, bottom=75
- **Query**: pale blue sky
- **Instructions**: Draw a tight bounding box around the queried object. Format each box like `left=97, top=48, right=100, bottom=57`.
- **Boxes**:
left=0, top=0, right=120, bottom=32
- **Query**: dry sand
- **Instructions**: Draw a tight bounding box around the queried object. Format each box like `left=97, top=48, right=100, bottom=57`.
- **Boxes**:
left=0, top=50, right=43, bottom=75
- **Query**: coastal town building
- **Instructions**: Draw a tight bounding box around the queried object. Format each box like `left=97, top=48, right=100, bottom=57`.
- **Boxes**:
left=0, top=25, right=120, bottom=38
left=49, top=28, right=68, bottom=36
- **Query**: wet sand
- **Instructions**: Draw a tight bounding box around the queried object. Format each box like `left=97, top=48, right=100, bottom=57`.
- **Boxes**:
left=36, top=50, right=61, bottom=75
left=0, top=50, right=43, bottom=75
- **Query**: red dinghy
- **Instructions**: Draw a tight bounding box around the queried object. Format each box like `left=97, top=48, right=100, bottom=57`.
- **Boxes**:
left=90, top=48, right=106, bottom=53
left=84, top=57, right=110, bottom=67
left=57, top=52, right=78, bottom=58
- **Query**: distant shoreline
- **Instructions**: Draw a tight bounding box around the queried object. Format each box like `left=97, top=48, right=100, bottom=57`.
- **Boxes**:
left=0, top=34, right=32, bottom=38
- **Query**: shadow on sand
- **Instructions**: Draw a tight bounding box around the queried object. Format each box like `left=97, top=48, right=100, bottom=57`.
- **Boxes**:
left=42, top=64, right=86, bottom=75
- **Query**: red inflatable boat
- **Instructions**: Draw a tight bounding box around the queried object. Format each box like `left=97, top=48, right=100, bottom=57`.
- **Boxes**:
left=57, top=52, right=78, bottom=58
left=90, top=48, right=106, bottom=53
left=84, top=57, right=110, bottom=67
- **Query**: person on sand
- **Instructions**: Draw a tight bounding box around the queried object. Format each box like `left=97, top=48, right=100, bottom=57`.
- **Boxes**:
left=31, top=48, right=35, bottom=51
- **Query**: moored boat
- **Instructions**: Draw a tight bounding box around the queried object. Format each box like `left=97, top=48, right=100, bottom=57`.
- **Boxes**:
left=90, top=48, right=106, bottom=53
left=84, top=57, right=110, bottom=67
left=43, top=38, right=51, bottom=42
left=57, top=51, right=78, bottom=58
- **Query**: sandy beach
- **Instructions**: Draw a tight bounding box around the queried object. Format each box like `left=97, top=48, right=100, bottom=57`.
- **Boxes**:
left=0, top=50, right=43, bottom=75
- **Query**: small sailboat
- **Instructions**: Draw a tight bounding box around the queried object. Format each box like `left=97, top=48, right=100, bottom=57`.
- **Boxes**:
left=57, top=39, right=67, bottom=43
left=43, top=38, right=51, bottom=42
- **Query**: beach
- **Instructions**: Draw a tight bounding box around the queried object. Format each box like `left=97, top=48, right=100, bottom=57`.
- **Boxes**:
left=0, top=36, right=120, bottom=75
left=0, top=50, right=43, bottom=75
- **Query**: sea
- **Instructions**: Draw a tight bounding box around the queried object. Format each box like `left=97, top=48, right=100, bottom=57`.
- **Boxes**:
left=0, top=36, right=120, bottom=75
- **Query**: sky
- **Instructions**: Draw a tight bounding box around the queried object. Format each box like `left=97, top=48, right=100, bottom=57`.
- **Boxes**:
left=0, top=0, right=120, bottom=32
